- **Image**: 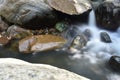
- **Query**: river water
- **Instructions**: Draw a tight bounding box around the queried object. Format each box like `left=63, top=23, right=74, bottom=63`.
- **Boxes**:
left=0, top=10, right=120, bottom=80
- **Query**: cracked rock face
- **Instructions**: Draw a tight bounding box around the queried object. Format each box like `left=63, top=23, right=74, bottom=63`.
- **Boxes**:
left=0, top=0, right=57, bottom=28
left=47, top=0, right=92, bottom=15
left=0, top=58, right=90, bottom=80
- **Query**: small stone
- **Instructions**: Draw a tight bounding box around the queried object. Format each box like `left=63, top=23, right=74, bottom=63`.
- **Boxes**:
left=70, top=34, right=88, bottom=50
left=100, top=32, right=112, bottom=43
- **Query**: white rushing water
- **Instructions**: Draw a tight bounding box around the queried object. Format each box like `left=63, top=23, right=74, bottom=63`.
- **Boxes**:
left=70, top=10, right=120, bottom=80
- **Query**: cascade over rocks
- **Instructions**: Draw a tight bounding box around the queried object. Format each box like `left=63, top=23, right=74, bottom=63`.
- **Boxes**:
left=95, top=0, right=120, bottom=30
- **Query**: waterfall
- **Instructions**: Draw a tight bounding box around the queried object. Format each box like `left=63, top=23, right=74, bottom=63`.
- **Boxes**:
left=88, top=10, right=96, bottom=26
left=88, top=10, right=99, bottom=39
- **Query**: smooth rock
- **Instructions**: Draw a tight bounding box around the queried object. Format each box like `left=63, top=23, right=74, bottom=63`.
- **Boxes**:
left=0, top=0, right=57, bottom=28
left=0, top=58, right=89, bottom=80
left=95, top=0, right=120, bottom=30
left=100, top=32, right=112, bottom=43
left=109, top=56, right=120, bottom=72
left=19, top=34, right=66, bottom=53
left=47, top=0, right=92, bottom=15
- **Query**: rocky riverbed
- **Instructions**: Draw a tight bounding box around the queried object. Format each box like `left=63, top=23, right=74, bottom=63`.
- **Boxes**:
left=0, top=0, right=120, bottom=80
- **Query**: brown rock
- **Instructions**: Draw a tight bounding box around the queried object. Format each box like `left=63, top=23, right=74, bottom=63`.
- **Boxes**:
left=0, top=35, right=9, bottom=45
left=19, top=34, right=66, bottom=53
left=47, top=0, right=92, bottom=15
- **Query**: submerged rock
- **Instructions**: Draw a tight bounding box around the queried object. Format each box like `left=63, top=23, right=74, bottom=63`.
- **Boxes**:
left=100, top=32, right=112, bottom=43
left=0, top=58, right=89, bottom=80
left=95, top=0, right=120, bottom=30
left=0, top=0, right=57, bottom=28
left=83, top=29, right=92, bottom=40
left=70, top=34, right=88, bottom=50
left=109, top=56, right=120, bottom=72
left=19, top=34, right=66, bottom=53
left=47, top=0, right=92, bottom=15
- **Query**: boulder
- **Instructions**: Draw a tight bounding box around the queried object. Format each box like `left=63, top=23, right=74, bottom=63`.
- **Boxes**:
left=109, top=56, right=120, bottom=72
left=100, top=32, right=112, bottom=43
left=19, top=34, right=66, bottom=53
left=95, top=0, right=120, bottom=30
left=46, top=0, right=92, bottom=15
left=0, top=0, right=57, bottom=29
left=0, top=58, right=89, bottom=80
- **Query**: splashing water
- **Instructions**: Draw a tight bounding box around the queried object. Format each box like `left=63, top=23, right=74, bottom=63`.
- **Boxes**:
left=69, top=10, right=120, bottom=80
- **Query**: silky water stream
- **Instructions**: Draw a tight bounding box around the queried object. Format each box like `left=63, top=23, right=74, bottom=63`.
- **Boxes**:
left=0, top=10, right=120, bottom=80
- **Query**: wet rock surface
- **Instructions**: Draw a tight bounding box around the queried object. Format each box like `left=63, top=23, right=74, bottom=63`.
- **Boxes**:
left=19, top=34, right=66, bottom=53
left=83, top=29, right=92, bottom=40
left=70, top=34, right=88, bottom=50
left=95, top=0, right=120, bottom=30
left=0, top=58, right=89, bottom=80
left=100, top=32, right=112, bottom=43
left=109, top=56, right=120, bottom=72
left=47, top=0, right=92, bottom=15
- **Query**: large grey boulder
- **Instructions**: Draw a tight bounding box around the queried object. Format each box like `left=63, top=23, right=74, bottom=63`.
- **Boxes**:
left=46, top=0, right=92, bottom=15
left=0, top=58, right=89, bottom=80
left=0, top=0, right=57, bottom=28
left=95, top=0, right=120, bottom=30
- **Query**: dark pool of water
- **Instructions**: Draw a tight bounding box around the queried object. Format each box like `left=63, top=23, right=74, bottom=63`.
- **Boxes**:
left=0, top=47, right=120, bottom=80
